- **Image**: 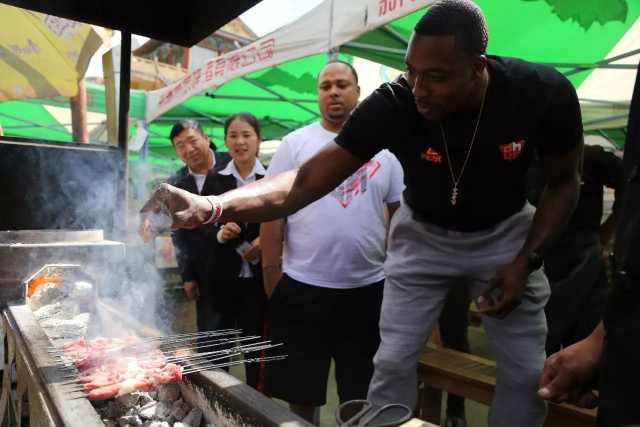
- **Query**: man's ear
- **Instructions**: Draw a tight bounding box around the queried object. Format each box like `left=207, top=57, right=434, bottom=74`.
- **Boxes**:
left=472, top=55, right=487, bottom=80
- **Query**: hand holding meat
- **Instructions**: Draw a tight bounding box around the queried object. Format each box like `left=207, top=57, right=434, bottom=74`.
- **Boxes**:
left=140, top=184, right=212, bottom=236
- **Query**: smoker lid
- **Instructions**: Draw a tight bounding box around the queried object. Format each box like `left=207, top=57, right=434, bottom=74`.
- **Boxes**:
left=0, top=0, right=262, bottom=47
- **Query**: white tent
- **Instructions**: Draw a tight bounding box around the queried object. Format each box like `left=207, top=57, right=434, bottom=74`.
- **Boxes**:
left=145, top=0, right=434, bottom=121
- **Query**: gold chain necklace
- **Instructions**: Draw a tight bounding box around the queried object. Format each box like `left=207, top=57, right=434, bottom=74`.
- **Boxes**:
left=439, top=87, right=487, bottom=206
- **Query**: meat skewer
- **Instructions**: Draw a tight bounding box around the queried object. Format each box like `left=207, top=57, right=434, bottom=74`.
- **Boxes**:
left=65, top=356, right=286, bottom=400
left=55, top=332, right=286, bottom=401
left=54, top=335, right=262, bottom=372
left=46, top=329, right=242, bottom=352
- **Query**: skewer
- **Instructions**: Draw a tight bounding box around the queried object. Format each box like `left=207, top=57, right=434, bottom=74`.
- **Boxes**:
left=57, top=341, right=281, bottom=383
left=63, top=355, right=288, bottom=395
left=181, top=355, right=287, bottom=374
left=48, top=334, right=260, bottom=364
left=46, top=329, right=243, bottom=353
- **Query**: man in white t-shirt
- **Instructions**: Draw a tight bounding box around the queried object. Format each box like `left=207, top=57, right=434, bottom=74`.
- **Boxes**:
left=260, top=61, right=405, bottom=424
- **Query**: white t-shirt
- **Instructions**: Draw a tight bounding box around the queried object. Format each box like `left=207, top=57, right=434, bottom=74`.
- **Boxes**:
left=267, top=122, right=404, bottom=289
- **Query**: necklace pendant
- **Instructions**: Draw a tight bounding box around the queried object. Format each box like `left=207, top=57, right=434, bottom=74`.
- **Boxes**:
left=451, top=185, right=458, bottom=206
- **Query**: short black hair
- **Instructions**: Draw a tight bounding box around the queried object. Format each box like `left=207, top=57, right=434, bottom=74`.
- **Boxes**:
left=169, top=119, right=204, bottom=144
left=224, top=112, right=261, bottom=139
left=320, top=60, right=359, bottom=84
left=169, top=119, right=218, bottom=151
left=414, top=0, right=488, bottom=56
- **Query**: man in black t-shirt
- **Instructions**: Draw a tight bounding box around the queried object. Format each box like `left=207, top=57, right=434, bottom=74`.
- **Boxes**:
left=538, top=63, right=640, bottom=427
left=141, top=2, right=582, bottom=425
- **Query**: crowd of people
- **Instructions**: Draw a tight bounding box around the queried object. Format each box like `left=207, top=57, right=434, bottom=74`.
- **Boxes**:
left=140, top=1, right=640, bottom=426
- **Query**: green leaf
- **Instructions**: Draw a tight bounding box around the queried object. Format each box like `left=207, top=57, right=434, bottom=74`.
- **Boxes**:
left=521, top=0, right=628, bottom=30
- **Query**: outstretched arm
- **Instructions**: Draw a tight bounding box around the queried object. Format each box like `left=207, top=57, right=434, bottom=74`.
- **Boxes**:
left=218, top=142, right=364, bottom=222
left=141, top=142, right=365, bottom=231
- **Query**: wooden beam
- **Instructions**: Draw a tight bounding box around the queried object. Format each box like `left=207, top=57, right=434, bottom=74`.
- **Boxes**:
left=69, top=80, right=88, bottom=143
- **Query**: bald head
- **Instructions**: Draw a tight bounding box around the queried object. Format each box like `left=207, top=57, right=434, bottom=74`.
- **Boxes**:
left=317, top=61, right=360, bottom=131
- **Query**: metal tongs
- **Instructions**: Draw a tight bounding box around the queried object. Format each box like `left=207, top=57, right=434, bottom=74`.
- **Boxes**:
left=335, top=399, right=412, bottom=427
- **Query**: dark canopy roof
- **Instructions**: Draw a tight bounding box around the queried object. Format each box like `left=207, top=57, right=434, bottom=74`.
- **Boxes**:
left=0, top=0, right=261, bottom=46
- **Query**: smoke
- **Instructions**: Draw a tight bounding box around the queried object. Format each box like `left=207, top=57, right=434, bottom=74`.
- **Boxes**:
left=0, top=141, right=178, bottom=338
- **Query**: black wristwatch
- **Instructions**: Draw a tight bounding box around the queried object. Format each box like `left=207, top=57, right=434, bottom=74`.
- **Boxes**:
left=527, top=252, right=543, bottom=273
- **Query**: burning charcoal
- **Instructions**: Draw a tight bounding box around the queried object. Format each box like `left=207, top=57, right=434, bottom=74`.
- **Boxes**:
left=181, top=408, right=202, bottom=427
left=40, top=313, right=89, bottom=339
left=155, top=401, right=172, bottom=419
left=116, top=392, right=141, bottom=408
left=33, top=300, right=80, bottom=321
left=138, top=401, right=171, bottom=420
left=169, top=399, right=190, bottom=421
left=118, top=414, right=142, bottom=426
left=28, top=283, right=64, bottom=310
left=134, top=391, right=155, bottom=407
left=157, top=383, right=181, bottom=402
left=138, top=402, right=158, bottom=420
left=101, top=400, right=128, bottom=419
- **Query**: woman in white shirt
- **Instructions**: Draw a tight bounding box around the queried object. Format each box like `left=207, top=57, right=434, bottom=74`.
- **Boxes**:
left=212, top=113, right=268, bottom=389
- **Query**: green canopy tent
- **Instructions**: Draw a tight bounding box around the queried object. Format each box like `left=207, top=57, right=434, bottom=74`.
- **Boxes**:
left=144, top=0, right=640, bottom=150
left=3, top=0, right=639, bottom=165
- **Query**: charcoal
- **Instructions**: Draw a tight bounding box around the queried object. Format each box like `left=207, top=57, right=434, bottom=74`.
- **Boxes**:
left=116, top=392, right=140, bottom=408
left=100, top=400, right=127, bottom=419
left=181, top=408, right=202, bottom=427
left=157, top=383, right=180, bottom=402
left=169, top=398, right=190, bottom=421
left=118, top=413, right=142, bottom=426
left=135, top=391, right=155, bottom=406
left=138, top=402, right=158, bottom=420
left=155, top=401, right=172, bottom=419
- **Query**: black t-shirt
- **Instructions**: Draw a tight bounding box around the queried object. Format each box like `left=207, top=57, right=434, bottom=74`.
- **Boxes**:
left=335, top=56, right=583, bottom=232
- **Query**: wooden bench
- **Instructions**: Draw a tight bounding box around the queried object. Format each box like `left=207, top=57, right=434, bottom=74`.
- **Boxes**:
left=417, top=345, right=597, bottom=426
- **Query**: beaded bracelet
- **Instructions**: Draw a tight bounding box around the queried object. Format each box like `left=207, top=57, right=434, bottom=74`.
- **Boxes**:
left=203, top=195, right=223, bottom=224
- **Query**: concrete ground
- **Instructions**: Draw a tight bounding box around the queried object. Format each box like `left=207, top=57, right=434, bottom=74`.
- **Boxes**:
left=167, top=294, right=494, bottom=426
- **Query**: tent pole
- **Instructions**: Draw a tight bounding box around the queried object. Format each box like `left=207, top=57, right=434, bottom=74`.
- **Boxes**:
left=381, top=25, right=409, bottom=46
left=70, top=80, right=89, bottom=143
left=541, top=63, right=637, bottom=71
left=117, top=30, right=131, bottom=237
left=343, top=42, right=406, bottom=55
left=205, top=93, right=317, bottom=104
left=182, top=105, right=226, bottom=124
left=563, top=48, right=640, bottom=76
left=583, top=113, right=629, bottom=127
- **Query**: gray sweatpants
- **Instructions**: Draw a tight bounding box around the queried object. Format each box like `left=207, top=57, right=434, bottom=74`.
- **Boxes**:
left=368, top=202, right=550, bottom=427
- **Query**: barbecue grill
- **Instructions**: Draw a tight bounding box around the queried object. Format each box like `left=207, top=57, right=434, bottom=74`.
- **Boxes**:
left=3, top=306, right=310, bottom=427
left=0, top=231, right=311, bottom=426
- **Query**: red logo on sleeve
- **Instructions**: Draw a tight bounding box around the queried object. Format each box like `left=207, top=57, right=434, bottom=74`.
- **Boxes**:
left=421, top=147, right=442, bottom=164
left=499, top=139, right=526, bottom=161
